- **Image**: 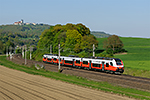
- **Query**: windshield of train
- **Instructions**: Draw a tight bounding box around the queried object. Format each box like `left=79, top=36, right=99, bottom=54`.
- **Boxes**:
left=115, top=59, right=122, bottom=65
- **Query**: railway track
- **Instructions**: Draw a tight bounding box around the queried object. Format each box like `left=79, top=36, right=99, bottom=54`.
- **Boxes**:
left=11, top=54, right=150, bottom=92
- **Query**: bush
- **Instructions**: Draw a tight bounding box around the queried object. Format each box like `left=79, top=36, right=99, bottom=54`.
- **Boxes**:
left=96, top=50, right=114, bottom=58
left=77, top=51, right=92, bottom=58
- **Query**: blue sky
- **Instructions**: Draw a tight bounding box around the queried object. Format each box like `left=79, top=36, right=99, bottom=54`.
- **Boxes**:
left=0, top=0, right=150, bottom=38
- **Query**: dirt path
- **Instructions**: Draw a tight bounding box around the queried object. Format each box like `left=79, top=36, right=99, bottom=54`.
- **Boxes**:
left=0, top=65, right=134, bottom=100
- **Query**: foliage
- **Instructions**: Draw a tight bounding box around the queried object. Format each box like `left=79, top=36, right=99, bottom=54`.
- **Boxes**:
left=0, top=24, right=50, bottom=47
left=15, top=47, right=22, bottom=54
left=96, top=51, right=114, bottom=58
left=1, top=40, right=15, bottom=54
left=103, top=35, right=124, bottom=54
left=34, top=23, right=98, bottom=59
left=65, top=30, right=82, bottom=52
left=0, top=40, right=3, bottom=53
left=80, top=34, right=98, bottom=53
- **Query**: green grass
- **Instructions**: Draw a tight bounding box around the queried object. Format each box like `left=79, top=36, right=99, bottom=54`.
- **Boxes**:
left=0, top=56, right=150, bottom=100
left=97, top=37, right=150, bottom=78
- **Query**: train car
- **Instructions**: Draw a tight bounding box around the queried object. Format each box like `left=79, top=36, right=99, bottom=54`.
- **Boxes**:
left=63, top=56, right=74, bottom=66
left=43, top=54, right=47, bottom=62
left=74, top=57, right=82, bottom=67
left=52, top=55, right=58, bottom=65
left=42, top=54, right=124, bottom=73
left=46, top=54, right=53, bottom=63
left=43, top=54, right=53, bottom=63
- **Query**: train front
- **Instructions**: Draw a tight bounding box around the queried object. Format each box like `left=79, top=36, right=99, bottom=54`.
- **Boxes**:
left=114, top=58, right=124, bottom=73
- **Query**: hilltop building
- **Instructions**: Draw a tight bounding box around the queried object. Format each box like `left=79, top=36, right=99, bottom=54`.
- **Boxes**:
left=14, top=19, right=24, bottom=25
left=13, top=19, right=37, bottom=25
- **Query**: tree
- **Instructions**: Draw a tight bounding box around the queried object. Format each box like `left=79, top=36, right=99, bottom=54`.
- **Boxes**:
left=65, top=30, right=82, bottom=53
left=0, top=40, right=3, bottom=53
left=80, top=34, right=98, bottom=52
left=103, top=35, right=124, bottom=54
left=34, top=23, right=98, bottom=59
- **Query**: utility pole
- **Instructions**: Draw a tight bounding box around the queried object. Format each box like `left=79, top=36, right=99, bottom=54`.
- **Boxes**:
left=58, top=44, right=60, bottom=71
left=25, top=45, right=27, bottom=65
left=6, top=46, right=8, bottom=57
left=22, top=46, right=24, bottom=58
left=93, top=44, right=95, bottom=57
left=9, top=46, right=12, bottom=60
left=50, top=45, right=52, bottom=54
left=30, top=46, right=33, bottom=59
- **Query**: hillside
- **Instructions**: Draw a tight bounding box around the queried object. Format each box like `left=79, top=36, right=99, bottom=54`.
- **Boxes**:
left=0, top=24, right=51, bottom=46
left=0, top=24, right=112, bottom=46
left=91, top=31, right=111, bottom=38
left=0, top=24, right=50, bottom=37
left=97, top=37, right=150, bottom=77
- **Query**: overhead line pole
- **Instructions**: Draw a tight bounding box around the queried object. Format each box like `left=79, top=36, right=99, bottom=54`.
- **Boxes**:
left=58, top=44, right=60, bottom=71
left=93, top=44, right=95, bottom=57
left=22, top=46, right=24, bottom=58
left=6, top=46, right=8, bottom=57
left=50, top=45, right=52, bottom=54
left=25, top=45, right=27, bottom=65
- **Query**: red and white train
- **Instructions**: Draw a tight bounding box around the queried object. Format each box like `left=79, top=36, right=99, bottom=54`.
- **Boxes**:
left=43, top=54, right=124, bottom=73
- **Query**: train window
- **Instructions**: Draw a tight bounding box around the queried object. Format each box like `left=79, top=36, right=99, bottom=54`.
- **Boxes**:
left=110, top=62, right=113, bottom=66
left=76, top=60, right=80, bottom=64
left=47, top=58, right=51, bottom=61
left=93, top=63, right=100, bottom=67
left=106, top=63, right=109, bottom=67
left=65, top=60, right=73, bottom=64
left=54, top=58, right=57, bottom=61
left=115, top=59, right=122, bottom=65
left=83, top=61, right=88, bottom=65
left=43, top=57, right=46, bottom=59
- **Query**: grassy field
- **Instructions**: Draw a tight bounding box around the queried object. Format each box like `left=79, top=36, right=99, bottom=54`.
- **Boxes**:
left=97, top=37, right=150, bottom=77
left=0, top=56, right=150, bottom=100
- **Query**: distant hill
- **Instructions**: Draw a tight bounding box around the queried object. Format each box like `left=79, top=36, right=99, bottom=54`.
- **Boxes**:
left=91, top=31, right=111, bottom=38
left=0, top=24, right=51, bottom=37
left=0, top=24, right=111, bottom=46
left=0, top=24, right=51, bottom=46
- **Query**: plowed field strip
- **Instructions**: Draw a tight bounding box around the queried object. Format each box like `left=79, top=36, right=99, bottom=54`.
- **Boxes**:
left=2, top=67, right=131, bottom=100
left=0, top=91, right=13, bottom=100
left=0, top=80, right=57, bottom=100
left=0, top=70, right=88, bottom=100
left=0, top=86, right=25, bottom=100
left=0, top=65, right=135, bottom=100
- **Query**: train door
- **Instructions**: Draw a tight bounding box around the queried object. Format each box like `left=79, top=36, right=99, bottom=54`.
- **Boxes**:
left=62, top=58, right=64, bottom=65
left=89, top=60, right=91, bottom=69
left=52, top=57, right=53, bottom=63
left=73, top=59, right=75, bottom=67
left=81, top=58, right=83, bottom=67
left=102, top=62, right=104, bottom=71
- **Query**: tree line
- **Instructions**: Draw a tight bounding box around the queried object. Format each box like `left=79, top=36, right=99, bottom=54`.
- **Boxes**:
left=0, top=24, right=50, bottom=54
left=0, top=23, right=125, bottom=60
left=33, top=23, right=99, bottom=60
left=33, top=23, right=125, bottom=61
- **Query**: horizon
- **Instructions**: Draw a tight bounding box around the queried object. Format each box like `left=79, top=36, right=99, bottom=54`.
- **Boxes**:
left=1, top=22, right=150, bottom=39
left=0, top=0, right=150, bottom=38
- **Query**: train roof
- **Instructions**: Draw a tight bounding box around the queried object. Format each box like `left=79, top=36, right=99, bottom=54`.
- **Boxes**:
left=96, top=57, right=114, bottom=60
left=43, top=54, right=122, bottom=61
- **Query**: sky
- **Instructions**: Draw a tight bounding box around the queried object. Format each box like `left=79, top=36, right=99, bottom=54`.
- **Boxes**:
left=0, top=0, right=150, bottom=38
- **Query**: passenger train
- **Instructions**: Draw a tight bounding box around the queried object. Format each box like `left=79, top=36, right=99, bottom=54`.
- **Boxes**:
left=43, top=54, right=124, bottom=73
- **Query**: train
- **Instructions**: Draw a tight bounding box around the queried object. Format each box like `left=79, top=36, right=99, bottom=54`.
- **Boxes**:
left=43, top=54, right=124, bottom=74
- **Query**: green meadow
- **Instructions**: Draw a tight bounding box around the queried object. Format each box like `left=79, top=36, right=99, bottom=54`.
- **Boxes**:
left=97, top=37, right=150, bottom=78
